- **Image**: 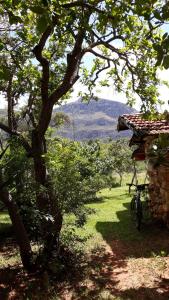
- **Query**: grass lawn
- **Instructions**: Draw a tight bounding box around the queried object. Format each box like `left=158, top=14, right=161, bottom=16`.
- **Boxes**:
left=77, top=185, right=169, bottom=256
left=0, top=211, right=12, bottom=237
left=1, top=184, right=169, bottom=299
left=72, top=184, right=169, bottom=300
left=83, top=186, right=140, bottom=244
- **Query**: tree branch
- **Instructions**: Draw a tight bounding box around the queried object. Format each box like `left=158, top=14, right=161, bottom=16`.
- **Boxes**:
left=61, top=1, right=115, bottom=21
left=33, top=27, right=52, bottom=103
left=38, top=23, right=89, bottom=136
left=0, top=123, right=32, bottom=154
left=92, top=60, right=110, bottom=85
left=0, top=144, right=9, bottom=160
left=84, top=48, right=115, bottom=62
left=91, top=30, right=125, bottom=44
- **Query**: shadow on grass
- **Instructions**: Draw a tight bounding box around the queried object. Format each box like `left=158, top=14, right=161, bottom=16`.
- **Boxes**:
left=88, top=190, right=129, bottom=205
left=0, top=223, right=13, bottom=240
left=104, top=194, right=129, bottom=202
left=85, top=189, right=128, bottom=204
left=0, top=212, right=13, bottom=242
left=76, top=202, right=169, bottom=300
left=95, top=202, right=169, bottom=258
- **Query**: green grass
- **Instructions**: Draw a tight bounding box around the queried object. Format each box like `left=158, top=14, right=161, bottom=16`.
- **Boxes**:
left=0, top=212, right=19, bottom=267
left=77, top=186, right=142, bottom=248
left=0, top=211, right=12, bottom=237
left=77, top=182, right=169, bottom=256
left=0, top=178, right=168, bottom=259
left=0, top=211, right=11, bottom=223
left=0, top=184, right=169, bottom=299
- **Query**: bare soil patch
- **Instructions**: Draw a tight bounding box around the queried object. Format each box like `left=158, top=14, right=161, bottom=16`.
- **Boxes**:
left=0, top=225, right=169, bottom=299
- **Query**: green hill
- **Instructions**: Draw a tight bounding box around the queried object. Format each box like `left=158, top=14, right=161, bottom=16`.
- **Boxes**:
left=0, top=99, right=136, bottom=140
left=54, top=98, right=136, bottom=140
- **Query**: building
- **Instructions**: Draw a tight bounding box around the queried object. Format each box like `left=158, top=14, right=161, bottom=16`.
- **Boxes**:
left=118, top=113, right=169, bottom=227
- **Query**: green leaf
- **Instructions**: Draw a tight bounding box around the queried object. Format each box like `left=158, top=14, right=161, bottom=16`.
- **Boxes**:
left=153, top=43, right=162, bottom=52
left=41, top=0, right=49, bottom=7
left=163, top=55, right=169, bottom=69
left=36, top=15, right=48, bottom=33
left=154, top=10, right=162, bottom=20
left=155, top=52, right=163, bottom=67
left=0, top=43, right=4, bottom=51
left=12, top=0, right=21, bottom=7
left=0, top=67, right=11, bottom=80
left=17, top=30, right=26, bottom=41
left=9, top=14, right=22, bottom=24
left=163, top=32, right=168, bottom=40
left=29, top=6, right=46, bottom=14
left=162, top=4, right=169, bottom=20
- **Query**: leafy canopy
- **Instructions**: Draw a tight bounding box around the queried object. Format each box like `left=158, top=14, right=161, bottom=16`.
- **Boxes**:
left=0, top=0, right=164, bottom=122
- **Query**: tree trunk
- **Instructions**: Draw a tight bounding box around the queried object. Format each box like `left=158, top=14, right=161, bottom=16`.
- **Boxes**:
left=0, top=182, right=34, bottom=272
left=31, top=130, right=50, bottom=212
left=119, top=174, right=123, bottom=186
left=31, top=130, right=63, bottom=258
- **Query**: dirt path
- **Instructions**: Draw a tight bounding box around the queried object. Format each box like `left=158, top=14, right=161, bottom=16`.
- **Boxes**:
left=58, top=239, right=169, bottom=300
left=1, top=226, right=169, bottom=299
left=89, top=241, right=169, bottom=300
left=57, top=223, right=169, bottom=300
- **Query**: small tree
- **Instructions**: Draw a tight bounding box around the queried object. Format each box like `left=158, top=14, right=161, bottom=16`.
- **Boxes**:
left=109, top=139, right=133, bottom=186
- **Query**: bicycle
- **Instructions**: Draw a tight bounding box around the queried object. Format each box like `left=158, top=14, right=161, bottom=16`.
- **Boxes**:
left=127, top=183, right=149, bottom=231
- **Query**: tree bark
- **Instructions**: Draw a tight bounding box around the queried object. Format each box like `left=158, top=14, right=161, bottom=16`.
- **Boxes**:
left=31, top=129, right=63, bottom=258
left=119, top=173, right=123, bottom=186
left=0, top=177, right=34, bottom=272
left=31, top=129, right=49, bottom=210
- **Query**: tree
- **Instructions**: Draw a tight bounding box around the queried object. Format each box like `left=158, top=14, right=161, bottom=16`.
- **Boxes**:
left=0, top=0, right=163, bottom=270
left=109, top=139, right=133, bottom=186
left=52, top=112, right=71, bottom=128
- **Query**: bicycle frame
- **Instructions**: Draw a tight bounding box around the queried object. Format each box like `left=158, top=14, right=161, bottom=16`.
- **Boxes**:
left=127, top=183, right=149, bottom=231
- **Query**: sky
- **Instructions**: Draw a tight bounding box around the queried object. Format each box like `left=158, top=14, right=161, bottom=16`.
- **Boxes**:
left=69, top=66, right=169, bottom=112
left=1, top=67, right=169, bottom=111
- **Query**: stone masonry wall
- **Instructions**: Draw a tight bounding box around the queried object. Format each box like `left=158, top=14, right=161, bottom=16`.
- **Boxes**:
left=145, top=138, right=169, bottom=227
left=147, top=163, right=169, bottom=227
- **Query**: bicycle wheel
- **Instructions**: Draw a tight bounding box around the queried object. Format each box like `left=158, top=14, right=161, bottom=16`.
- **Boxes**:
left=136, top=199, right=142, bottom=231
left=130, top=196, right=137, bottom=221
left=130, top=196, right=142, bottom=231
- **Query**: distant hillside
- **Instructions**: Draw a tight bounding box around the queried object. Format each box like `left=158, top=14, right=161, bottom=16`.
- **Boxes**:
left=53, top=98, right=137, bottom=140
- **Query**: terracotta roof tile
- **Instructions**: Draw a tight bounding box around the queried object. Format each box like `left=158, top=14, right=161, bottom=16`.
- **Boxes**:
left=118, top=113, right=169, bottom=135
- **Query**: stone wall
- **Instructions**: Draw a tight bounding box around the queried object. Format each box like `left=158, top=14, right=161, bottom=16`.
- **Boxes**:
left=145, top=138, right=169, bottom=227
left=147, top=163, right=169, bottom=227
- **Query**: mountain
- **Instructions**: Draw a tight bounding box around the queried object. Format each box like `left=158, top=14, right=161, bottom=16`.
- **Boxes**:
left=53, top=98, right=137, bottom=140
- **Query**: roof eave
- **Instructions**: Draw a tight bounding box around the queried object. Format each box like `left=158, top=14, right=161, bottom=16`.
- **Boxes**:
left=117, top=116, right=132, bottom=131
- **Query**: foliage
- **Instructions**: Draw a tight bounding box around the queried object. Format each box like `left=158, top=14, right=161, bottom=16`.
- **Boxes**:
left=0, top=137, right=116, bottom=240
left=0, top=0, right=162, bottom=113
left=149, top=2, right=169, bottom=69
left=51, top=112, right=71, bottom=128
left=0, top=137, right=41, bottom=239
left=46, top=138, right=114, bottom=221
left=147, top=134, right=169, bottom=167
left=108, top=139, right=133, bottom=185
